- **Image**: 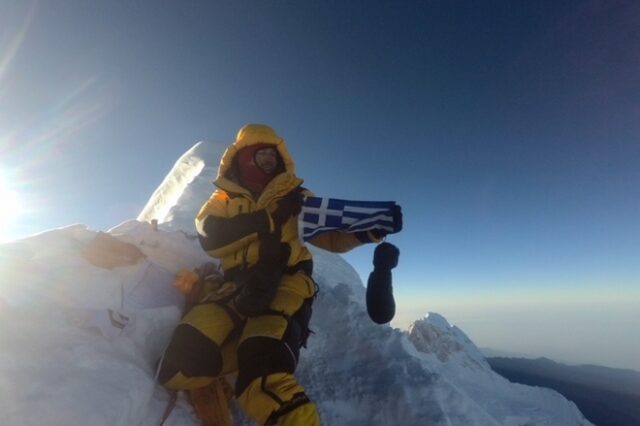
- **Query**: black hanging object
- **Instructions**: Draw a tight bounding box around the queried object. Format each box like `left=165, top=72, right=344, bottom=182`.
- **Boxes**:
left=366, top=242, right=399, bottom=324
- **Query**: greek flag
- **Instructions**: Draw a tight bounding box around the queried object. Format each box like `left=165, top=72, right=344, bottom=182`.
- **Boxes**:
left=301, top=196, right=397, bottom=242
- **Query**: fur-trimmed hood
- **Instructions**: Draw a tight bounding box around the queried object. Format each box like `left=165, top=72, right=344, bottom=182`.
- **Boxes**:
left=214, top=124, right=302, bottom=206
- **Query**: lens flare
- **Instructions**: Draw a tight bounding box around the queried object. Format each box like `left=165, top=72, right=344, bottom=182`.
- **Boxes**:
left=0, top=3, right=35, bottom=89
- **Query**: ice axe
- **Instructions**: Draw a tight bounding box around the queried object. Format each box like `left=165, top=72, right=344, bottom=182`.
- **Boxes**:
left=366, top=242, right=399, bottom=324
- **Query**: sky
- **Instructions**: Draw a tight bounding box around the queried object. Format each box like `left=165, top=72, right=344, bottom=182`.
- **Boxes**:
left=1, top=1, right=639, bottom=369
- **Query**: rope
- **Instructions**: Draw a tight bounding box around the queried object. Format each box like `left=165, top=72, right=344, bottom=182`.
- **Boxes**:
left=159, top=391, right=178, bottom=426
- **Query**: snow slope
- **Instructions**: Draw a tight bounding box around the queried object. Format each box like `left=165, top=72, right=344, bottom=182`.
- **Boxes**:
left=0, top=141, right=591, bottom=425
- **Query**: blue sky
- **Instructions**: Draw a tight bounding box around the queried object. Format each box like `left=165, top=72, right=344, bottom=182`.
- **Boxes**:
left=1, top=1, right=639, bottom=368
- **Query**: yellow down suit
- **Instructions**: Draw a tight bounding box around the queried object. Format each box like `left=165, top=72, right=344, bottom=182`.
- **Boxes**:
left=158, top=124, right=370, bottom=426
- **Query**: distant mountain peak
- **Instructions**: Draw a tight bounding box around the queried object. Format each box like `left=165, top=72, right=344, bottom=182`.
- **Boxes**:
left=408, top=312, right=488, bottom=369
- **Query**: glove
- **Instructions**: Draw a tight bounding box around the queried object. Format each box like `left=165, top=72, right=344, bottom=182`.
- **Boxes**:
left=255, top=231, right=288, bottom=268
left=272, top=189, right=304, bottom=226
left=234, top=233, right=291, bottom=316
left=373, top=242, right=400, bottom=270
left=367, top=242, right=400, bottom=324
left=234, top=275, right=276, bottom=317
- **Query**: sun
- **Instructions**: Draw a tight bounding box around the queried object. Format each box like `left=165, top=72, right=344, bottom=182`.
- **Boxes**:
left=0, top=172, right=24, bottom=239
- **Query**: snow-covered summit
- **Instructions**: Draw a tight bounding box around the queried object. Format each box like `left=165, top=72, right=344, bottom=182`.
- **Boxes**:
left=0, top=141, right=592, bottom=425
left=409, top=312, right=487, bottom=367
left=138, top=140, right=224, bottom=234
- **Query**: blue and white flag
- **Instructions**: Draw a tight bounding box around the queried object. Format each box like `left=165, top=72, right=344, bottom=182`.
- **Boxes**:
left=301, top=196, right=397, bottom=242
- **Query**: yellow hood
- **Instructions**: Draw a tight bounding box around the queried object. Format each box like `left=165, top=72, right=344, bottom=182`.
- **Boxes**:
left=214, top=124, right=302, bottom=202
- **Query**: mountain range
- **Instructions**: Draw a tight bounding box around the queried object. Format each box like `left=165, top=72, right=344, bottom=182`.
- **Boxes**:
left=487, top=356, right=640, bottom=426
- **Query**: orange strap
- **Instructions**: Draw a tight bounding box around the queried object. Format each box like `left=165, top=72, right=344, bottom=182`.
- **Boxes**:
left=189, top=378, right=234, bottom=426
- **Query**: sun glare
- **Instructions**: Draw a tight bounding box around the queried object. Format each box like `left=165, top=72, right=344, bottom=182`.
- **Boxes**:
left=0, top=172, right=23, bottom=239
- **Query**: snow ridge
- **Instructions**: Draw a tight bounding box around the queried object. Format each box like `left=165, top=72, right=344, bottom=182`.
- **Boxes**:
left=137, top=141, right=224, bottom=234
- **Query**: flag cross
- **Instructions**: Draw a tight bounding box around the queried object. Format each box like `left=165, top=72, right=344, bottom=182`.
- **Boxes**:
left=303, top=197, right=344, bottom=225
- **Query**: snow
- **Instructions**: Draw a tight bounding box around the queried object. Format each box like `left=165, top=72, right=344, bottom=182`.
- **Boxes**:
left=0, top=141, right=593, bottom=425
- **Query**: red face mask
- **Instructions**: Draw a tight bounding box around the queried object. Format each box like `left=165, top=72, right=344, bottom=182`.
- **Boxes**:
left=236, top=144, right=281, bottom=194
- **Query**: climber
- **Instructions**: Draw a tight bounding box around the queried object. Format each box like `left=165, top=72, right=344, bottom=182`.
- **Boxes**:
left=157, top=124, right=402, bottom=425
